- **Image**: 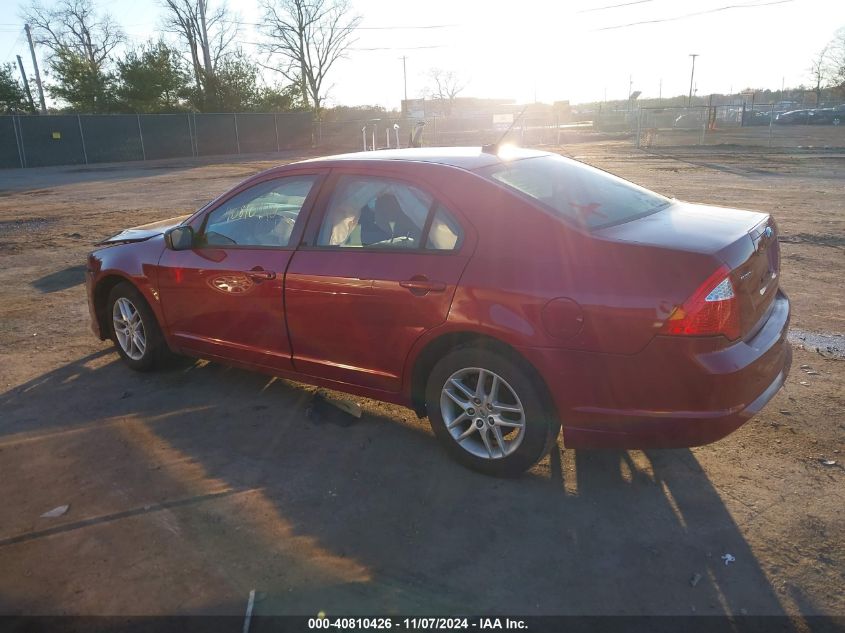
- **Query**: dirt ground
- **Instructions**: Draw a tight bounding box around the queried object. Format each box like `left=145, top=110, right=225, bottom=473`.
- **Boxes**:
left=0, top=143, right=843, bottom=622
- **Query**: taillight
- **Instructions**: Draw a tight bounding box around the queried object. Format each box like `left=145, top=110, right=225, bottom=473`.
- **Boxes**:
left=660, top=266, right=740, bottom=340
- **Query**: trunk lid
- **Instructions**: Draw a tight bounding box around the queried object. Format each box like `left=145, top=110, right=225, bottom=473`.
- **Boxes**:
left=596, top=201, right=780, bottom=339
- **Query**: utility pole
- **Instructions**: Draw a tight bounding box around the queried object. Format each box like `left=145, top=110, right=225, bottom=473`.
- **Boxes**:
left=197, top=0, right=214, bottom=101
left=688, top=53, right=698, bottom=107
left=24, top=24, right=46, bottom=113
left=16, top=55, right=35, bottom=112
left=401, top=56, right=408, bottom=111
left=659, top=78, right=662, bottom=100
left=16, top=55, right=36, bottom=112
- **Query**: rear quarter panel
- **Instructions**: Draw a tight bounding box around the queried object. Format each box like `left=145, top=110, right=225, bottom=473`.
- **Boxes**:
left=431, top=169, right=719, bottom=355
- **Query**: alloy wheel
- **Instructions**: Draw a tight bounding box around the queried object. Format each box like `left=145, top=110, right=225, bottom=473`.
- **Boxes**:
left=112, top=297, right=146, bottom=361
left=440, top=367, right=526, bottom=459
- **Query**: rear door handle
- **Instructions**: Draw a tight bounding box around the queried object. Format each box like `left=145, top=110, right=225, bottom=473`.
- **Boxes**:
left=246, top=267, right=276, bottom=281
left=400, top=278, right=446, bottom=294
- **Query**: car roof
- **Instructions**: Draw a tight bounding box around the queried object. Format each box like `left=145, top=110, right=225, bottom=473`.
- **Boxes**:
left=295, top=146, right=552, bottom=171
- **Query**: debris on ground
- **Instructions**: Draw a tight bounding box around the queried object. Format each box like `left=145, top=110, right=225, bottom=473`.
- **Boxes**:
left=689, top=572, right=702, bottom=587
left=799, top=381, right=810, bottom=386
left=41, top=505, right=69, bottom=518
left=721, top=554, right=736, bottom=566
left=820, top=459, right=837, bottom=467
left=306, top=390, right=362, bottom=427
left=788, top=329, right=845, bottom=360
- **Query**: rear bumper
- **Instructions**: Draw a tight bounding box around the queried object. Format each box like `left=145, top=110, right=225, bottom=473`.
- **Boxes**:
left=519, top=290, right=792, bottom=449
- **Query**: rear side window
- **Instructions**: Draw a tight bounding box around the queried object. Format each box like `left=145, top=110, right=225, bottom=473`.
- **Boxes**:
left=426, top=205, right=463, bottom=251
left=478, top=154, right=670, bottom=229
left=317, top=175, right=433, bottom=249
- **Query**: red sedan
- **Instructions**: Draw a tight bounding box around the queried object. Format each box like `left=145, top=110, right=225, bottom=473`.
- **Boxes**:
left=86, top=147, right=791, bottom=476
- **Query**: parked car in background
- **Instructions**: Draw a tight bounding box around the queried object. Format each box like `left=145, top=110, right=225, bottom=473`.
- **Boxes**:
left=774, top=110, right=812, bottom=124
left=86, top=147, right=792, bottom=476
left=807, top=109, right=842, bottom=125
left=673, top=112, right=705, bottom=128
left=742, top=110, right=772, bottom=126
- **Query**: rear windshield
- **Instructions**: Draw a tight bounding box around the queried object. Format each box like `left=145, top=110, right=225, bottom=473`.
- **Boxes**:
left=477, top=154, right=670, bottom=230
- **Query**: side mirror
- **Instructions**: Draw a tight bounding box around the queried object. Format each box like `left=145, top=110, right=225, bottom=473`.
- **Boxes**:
left=165, top=226, right=194, bottom=251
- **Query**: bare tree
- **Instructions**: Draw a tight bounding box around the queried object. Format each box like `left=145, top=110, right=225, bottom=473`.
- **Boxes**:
left=808, top=44, right=833, bottom=105
left=21, top=0, right=123, bottom=111
left=259, top=0, right=360, bottom=115
left=160, top=0, right=239, bottom=110
left=426, top=68, right=466, bottom=116
left=22, top=0, right=123, bottom=71
left=829, top=27, right=845, bottom=94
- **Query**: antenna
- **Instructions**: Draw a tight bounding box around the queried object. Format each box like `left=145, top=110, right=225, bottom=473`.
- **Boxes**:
left=482, top=104, right=530, bottom=155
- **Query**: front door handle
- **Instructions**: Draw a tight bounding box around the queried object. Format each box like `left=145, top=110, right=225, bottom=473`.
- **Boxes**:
left=400, top=277, right=446, bottom=295
left=246, top=267, right=276, bottom=282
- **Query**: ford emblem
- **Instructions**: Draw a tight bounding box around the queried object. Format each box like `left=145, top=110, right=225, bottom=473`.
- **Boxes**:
left=763, top=226, right=773, bottom=239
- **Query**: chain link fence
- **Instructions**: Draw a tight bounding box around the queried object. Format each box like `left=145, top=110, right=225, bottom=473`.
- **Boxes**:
left=9, top=105, right=838, bottom=170
left=315, top=114, right=574, bottom=152
left=633, top=104, right=845, bottom=150
left=0, top=111, right=314, bottom=169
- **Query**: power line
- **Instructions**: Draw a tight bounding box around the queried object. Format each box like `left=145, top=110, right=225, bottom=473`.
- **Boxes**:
left=350, top=45, right=445, bottom=51
left=348, top=24, right=460, bottom=30
left=218, top=19, right=460, bottom=30
left=593, top=0, right=795, bottom=31
left=577, top=0, right=653, bottom=13
left=2, top=30, right=24, bottom=62
left=242, top=40, right=445, bottom=52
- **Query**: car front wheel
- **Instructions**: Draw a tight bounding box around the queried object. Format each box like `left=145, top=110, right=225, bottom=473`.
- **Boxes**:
left=425, top=346, right=560, bottom=476
left=107, top=282, right=166, bottom=371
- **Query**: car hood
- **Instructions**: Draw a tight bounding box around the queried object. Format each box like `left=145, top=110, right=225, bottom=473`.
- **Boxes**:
left=96, top=215, right=190, bottom=246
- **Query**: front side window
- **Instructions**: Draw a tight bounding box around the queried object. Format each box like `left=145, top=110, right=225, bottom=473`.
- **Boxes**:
left=202, top=175, right=317, bottom=247
left=477, top=155, right=670, bottom=230
left=317, top=176, right=433, bottom=249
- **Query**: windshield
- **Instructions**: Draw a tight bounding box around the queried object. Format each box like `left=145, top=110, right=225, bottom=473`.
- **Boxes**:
left=477, top=154, right=671, bottom=230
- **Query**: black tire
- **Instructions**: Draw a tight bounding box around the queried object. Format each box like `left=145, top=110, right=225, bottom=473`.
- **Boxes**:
left=425, top=345, right=560, bottom=477
left=107, top=282, right=168, bottom=371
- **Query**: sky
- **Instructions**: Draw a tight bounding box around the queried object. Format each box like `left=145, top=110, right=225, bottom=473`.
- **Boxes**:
left=2, top=0, right=844, bottom=109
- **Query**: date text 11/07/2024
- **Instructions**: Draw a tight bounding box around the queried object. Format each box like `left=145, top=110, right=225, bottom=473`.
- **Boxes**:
left=307, top=617, right=528, bottom=630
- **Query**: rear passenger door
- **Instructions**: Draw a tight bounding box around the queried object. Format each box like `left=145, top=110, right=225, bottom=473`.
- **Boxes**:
left=284, top=170, right=473, bottom=392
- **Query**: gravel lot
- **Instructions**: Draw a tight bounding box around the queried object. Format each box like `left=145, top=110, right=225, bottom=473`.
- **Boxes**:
left=0, top=143, right=842, bottom=619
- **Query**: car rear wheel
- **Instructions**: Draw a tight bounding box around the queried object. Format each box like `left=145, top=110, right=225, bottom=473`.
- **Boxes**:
left=107, top=282, right=166, bottom=371
left=425, top=346, right=560, bottom=476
